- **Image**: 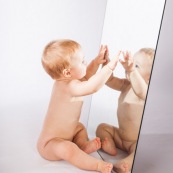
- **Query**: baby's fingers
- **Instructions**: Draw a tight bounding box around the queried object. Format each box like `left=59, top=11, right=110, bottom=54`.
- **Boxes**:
left=119, top=59, right=127, bottom=68
left=123, top=51, right=132, bottom=61
left=107, top=51, right=121, bottom=70
left=99, top=45, right=106, bottom=54
left=122, top=51, right=128, bottom=60
left=115, top=50, right=121, bottom=59
left=119, top=58, right=125, bottom=65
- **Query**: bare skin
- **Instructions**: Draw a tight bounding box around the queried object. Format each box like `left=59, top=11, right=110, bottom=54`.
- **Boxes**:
left=37, top=42, right=120, bottom=173
left=96, top=49, right=154, bottom=173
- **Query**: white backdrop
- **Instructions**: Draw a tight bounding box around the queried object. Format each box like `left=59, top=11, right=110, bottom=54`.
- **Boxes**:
left=0, top=0, right=107, bottom=128
left=0, top=1, right=107, bottom=172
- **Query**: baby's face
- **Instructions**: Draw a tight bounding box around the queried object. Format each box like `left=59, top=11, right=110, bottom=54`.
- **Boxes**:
left=133, top=52, right=152, bottom=82
left=70, top=48, right=87, bottom=79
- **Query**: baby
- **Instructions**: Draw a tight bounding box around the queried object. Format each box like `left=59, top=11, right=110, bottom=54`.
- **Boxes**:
left=37, top=39, right=120, bottom=173
left=96, top=48, right=155, bottom=173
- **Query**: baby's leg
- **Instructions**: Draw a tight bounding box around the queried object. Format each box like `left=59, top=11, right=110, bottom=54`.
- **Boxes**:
left=41, top=138, right=113, bottom=173
left=73, top=122, right=101, bottom=154
left=113, top=142, right=136, bottom=173
left=96, top=123, right=123, bottom=156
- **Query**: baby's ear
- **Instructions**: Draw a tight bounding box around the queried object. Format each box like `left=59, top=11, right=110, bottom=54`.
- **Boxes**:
left=62, top=68, right=71, bottom=78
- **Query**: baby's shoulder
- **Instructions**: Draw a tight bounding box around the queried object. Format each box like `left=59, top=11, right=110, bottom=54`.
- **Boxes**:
left=68, top=79, right=82, bottom=87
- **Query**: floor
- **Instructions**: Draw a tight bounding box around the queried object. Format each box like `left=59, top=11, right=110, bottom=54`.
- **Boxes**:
left=0, top=101, right=102, bottom=173
left=98, top=149, right=130, bottom=173
left=132, top=134, right=173, bottom=173
left=0, top=100, right=130, bottom=173
left=1, top=100, right=172, bottom=173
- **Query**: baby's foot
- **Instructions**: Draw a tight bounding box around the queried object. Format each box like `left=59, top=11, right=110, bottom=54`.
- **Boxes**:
left=82, top=137, right=101, bottom=154
left=113, top=160, right=129, bottom=173
left=98, top=161, right=113, bottom=173
left=102, top=137, right=117, bottom=156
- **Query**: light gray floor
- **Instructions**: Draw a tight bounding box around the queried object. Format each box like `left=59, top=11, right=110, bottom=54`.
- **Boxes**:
left=132, top=134, right=173, bottom=173
left=98, top=149, right=130, bottom=173
left=0, top=102, right=101, bottom=173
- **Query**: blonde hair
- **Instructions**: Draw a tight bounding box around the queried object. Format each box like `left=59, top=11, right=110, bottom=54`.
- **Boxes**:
left=139, top=48, right=155, bottom=64
left=41, top=39, right=81, bottom=79
left=138, top=48, right=155, bottom=76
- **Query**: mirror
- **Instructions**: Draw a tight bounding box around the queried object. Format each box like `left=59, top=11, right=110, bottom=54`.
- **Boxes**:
left=87, top=0, right=166, bottom=172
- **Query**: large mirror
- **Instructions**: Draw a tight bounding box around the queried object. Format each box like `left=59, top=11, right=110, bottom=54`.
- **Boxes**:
left=87, top=0, right=166, bottom=172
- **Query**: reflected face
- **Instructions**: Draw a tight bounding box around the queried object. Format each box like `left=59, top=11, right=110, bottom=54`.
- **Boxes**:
left=133, top=52, right=152, bottom=82
left=70, top=48, right=87, bottom=79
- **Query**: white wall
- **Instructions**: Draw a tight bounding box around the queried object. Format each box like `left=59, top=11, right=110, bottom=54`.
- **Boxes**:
left=0, top=1, right=108, bottom=172
left=88, top=0, right=165, bottom=137
left=0, top=0, right=107, bottom=140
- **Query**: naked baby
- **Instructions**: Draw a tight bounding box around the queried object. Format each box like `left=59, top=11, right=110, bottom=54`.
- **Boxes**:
left=37, top=39, right=120, bottom=173
left=96, top=48, right=155, bottom=173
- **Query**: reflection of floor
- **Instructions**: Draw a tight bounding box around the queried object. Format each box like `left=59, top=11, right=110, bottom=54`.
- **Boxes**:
left=98, top=149, right=130, bottom=173
left=132, top=134, right=173, bottom=173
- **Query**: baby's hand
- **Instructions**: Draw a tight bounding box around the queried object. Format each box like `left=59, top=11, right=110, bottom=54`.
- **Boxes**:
left=102, top=45, right=110, bottom=67
left=120, top=51, right=135, bottom=72
left=107, top=51, right=121, bottom=70
left=94, top=45, right=107, bottom=65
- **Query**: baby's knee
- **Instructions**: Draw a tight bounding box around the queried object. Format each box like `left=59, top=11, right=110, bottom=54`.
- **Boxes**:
left=58, top=141, right=78, bottom=159
left=96, top=123, right=109, bottom=134
left=76, top=122, right=85, bottom=131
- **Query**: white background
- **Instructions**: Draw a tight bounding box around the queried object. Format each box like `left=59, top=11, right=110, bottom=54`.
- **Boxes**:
left=0, top=0, right=107, bottom=128
left=0, top=1, right=107, bottom=172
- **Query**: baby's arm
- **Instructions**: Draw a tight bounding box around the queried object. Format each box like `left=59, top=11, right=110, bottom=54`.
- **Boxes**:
left=102, top=47, right=126, bottom=91
left=120, top=51, right=148, bottom=100
left=69, top=51, right=120, bottom=96
left=82, top=45, right=107, bottom=80
left=106, top=76, right=126, bottom=91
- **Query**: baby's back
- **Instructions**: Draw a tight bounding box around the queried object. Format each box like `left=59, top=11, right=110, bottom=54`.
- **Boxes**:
left=38, top=81, right=83, bottom=145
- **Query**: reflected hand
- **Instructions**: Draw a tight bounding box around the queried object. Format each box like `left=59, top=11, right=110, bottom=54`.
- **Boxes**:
left=107, top=51, right=121, bottom=71
left=120, top=51, right=135, bottom=72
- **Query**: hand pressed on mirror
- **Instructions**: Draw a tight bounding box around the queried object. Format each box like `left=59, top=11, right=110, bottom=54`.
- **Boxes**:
left=37, top=39, right=120, bottom=173
left=96, top=48, right=155, bottom=173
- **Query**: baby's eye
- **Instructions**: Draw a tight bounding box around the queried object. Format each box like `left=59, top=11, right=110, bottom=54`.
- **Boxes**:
left=82, top=60, right=85, bottom=64
left=135, top=64, right=139, bottom=68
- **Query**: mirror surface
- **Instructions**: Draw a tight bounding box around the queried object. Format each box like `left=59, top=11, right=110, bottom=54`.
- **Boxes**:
left=87, top=0, right=166, bottom=171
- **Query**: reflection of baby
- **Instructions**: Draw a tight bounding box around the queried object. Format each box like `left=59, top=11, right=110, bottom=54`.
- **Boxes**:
left=37, top=39, right=120, bottom=173
left=96, top=48, right=155, bottom=173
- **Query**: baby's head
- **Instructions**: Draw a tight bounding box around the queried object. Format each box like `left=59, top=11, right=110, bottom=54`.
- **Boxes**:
left=133, top=48, right=155, bottom=83
left=42, top=39, right=86, bottom=80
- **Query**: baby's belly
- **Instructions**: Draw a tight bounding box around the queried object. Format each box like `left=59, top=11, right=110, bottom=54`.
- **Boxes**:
left=117, top=102, right=143, bottom=141
left=118, top=123, right=139, bottom=141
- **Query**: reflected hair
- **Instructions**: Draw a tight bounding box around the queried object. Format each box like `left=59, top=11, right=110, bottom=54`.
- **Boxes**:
left=139, top=48, right=155, bottom=63
left=138, top=48, right=155, bottom=75
left=41, top=39, right=81, bottom=79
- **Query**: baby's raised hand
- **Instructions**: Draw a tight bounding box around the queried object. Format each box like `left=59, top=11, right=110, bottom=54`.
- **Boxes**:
left=102, top=45, right=110, bottom=67
left=107, top=51, right=121, bottom=71
left=94, top=45, right=107, bottom=65
left=120, top=51, right=135, bottom=72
